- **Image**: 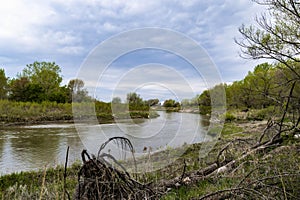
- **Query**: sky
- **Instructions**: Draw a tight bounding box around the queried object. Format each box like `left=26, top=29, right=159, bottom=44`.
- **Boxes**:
left=0, top=0, right=267, bottom=102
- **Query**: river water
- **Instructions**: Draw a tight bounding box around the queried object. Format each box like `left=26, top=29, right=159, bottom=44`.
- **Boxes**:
left=0, top=111, right=209, bottom=175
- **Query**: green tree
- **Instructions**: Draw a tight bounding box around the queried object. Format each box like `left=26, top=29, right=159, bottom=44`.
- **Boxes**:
left=190, top=95, right=200, bottom=106
left=126, top=92, right=143, bottom=105
left=163, top=99, right=181, bottom=111
left=226, top=80, right=245, bottom=108
left=9, top=77, right=31, bottom=102
left=22, top=61, right=63, bottom=100
left=236, top=0, right=300, bottom=139
left=9, top=62, right=70, bottom=103
left=147, top=98, right=159, bottom=106
left=48, top=86, right=70, bottom=103
left=9, top=77, right=47, bottom=102
left=198, top=90, right=211, bottom=114
left=126, top=92, right=149, bottom=111
left=0, top=69, right=8, bottom=99
left=248, top=63, right=276, bottom=108
left=163, top=99, right=175, bottom=107
left=236, top=1, right=300, bottom=75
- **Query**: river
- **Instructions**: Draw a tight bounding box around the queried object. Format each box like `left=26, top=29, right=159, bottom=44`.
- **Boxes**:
left=0, top=111, right=210, bottom=175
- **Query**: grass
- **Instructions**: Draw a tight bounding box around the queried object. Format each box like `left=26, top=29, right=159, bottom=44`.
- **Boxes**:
left=160, top=122, right=300, bottom=199
left=221, top=123, right=244, bottom=138
left=165, top=143, right=300, bottom=199
left=0, top=162, right=81, bottom=199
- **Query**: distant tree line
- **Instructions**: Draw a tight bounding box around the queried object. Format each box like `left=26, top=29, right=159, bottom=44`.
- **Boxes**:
left=3, top=61, right=297, bottom=119
left=183, top=61, right=300, bottom=115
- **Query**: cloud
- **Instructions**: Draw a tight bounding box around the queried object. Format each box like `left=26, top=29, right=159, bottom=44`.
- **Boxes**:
left=0, top=0, right=267, bottom=99
left=0, top=1, right=56, bottom=45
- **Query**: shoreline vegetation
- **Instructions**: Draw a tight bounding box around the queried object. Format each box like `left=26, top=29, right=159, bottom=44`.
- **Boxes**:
left=0, top=100, right=160, bottom=127
left=0, top=99, right=278, bottom=127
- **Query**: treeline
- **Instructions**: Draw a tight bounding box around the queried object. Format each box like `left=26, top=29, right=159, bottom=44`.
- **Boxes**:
left=0, top=61, right=90, bottom=103
left=2, top=61, right=298, bottom=121
left=183, top=61, right=300, bottom=118
left=0, top=62, right=160, bottom=124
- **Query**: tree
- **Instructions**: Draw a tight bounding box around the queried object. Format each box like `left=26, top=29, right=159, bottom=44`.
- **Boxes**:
left=163, top=99, right=175, bottom=107
left=67, top=79, right=90, bottom=102
left=68, top=79, right=84, bottom=94
left=126, top=92, right=149, bottom=111
left=147, top=98, right=159, bottom=106
left=9, top=77, right=47, bottom=102
left=0, top=68, right=8, bottom=99
left=9, top=77, right=31, bottom=101
left=9, top=62, right=71, bottom=103
left=163, top=99, right=181, bottom=111
left=22, top=61, right=63, bottom=100
left=236, top=0, right=300, bottom=140
left=112, top=97, right=122, bottom=104
left=236, top=0, right=300, bottom=75
left=198, top=90, right=211, bottom=114
left=126, top=92, right=143, bottom=105
left=48, top=86, right=70, bottom=103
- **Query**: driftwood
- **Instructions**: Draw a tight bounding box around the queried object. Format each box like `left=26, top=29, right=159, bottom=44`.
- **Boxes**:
left=74, top=137, right=158, bottom=200
left=73, top=113, right=299, bottom=199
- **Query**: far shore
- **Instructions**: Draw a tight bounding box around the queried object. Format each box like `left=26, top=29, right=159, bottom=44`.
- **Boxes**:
left=0, top=111, right=160, bottom=127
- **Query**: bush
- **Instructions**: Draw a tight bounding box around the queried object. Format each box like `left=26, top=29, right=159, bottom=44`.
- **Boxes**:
left=224, top=112, right=236, bottom=122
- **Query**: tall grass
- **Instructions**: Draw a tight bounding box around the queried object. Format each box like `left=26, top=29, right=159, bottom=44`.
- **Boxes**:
left=0, top=163, right=81, bottom=199
left=0, top=100, right=73, bottom=123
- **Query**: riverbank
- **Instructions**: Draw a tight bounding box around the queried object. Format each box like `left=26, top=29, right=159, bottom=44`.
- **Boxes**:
left=1, top=120, right=298, bottom=199
left=179, top=106, right=282, bottom=122
left=0, top=100, right=159, bottom=126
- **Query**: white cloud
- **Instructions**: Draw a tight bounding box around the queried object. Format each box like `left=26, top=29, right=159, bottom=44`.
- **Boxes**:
left=0, top=1, right=56, bottom=42
left=0, top=0, right=268, bottom=100
left=57, top=46, right=84, bottom=55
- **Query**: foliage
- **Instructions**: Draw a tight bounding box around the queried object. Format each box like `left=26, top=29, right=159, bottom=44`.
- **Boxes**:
left=236, top=0, right=300, bottom=65
left=0, top=100, right=73, bottom=123
left=126, top=92, right=149, bottom=111
left=0, top=68, right=8, bottom=99
left=8, top=62, right=68, bottom=103
left=22, top=61, right=62, bottom=88
left=126, top=92, right=143, bottom=105
left=22, top=61, right=63, bottom=100
left=224, top=112, right=236, bottom=122
left=147, top=98, right=159, bottom=106
left=163, top=99, right=181, bottom=112
left=235, top=0, right=300, bottom=139
left=3, top=62, right=92, bottom=103
left=68, top=79, right=90, bottom=103
left=198, top=90, right=211, bottom=115
left=192, top=61, right=299, bottom=122
left=163, top=99, right=180, bottom=108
